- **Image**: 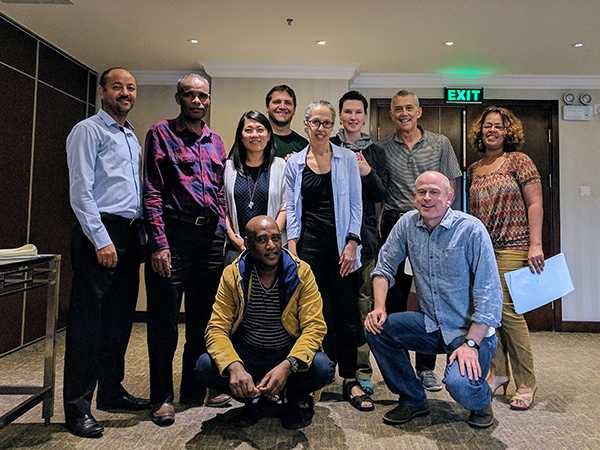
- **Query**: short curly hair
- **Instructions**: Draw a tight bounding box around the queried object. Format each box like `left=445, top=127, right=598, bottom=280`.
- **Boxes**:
left=468, top=106, right=525, bottom=153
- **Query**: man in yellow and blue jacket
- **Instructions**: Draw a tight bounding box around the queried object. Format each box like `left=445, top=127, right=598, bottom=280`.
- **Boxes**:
left=196, top=216, right=334, bottom=429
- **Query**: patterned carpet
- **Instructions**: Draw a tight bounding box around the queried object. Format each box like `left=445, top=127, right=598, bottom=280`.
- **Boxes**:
left=1, top=325, right=599, bottom=449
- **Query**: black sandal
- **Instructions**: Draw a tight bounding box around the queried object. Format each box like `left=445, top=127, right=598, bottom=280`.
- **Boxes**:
left=343, top=380, right=375, bottom=412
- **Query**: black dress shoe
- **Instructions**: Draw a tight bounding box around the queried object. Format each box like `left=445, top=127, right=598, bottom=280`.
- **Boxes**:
left=65, top=413, right=104, bottom=438
left=97, top=391, right=150, bottom=411
left=383, top=402, right=430, bottom=425
left=282, top=396, right=315, bottom=430
left=467, top=403, right=495, bottom=428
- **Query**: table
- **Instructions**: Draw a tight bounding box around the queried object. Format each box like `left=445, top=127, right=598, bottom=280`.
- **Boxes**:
left=0, top=255, right=61, bottom=426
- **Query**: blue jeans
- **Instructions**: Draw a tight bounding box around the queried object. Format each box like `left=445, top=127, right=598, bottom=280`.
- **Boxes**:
left=195, top=344, right=334, bottom=402
left=366, top=312, right=496, bottom=411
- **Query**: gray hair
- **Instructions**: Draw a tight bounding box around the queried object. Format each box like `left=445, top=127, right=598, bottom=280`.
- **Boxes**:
left=176, top=73, right=209, bottom=94
left=393, top=89, right=420, bottom=107
left=304, top=100, right=336, bottom=123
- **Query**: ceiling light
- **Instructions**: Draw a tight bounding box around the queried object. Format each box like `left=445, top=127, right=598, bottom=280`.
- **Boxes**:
left=444, top=41, right=455, bottom=46
left=315, top=40, right=327, bottom=46
left=572, top=42, right=584, bottom=48
left=188, top=39, right=199, bottom=44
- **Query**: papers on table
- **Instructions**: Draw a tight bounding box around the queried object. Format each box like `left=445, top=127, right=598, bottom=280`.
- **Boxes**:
left=504, top=253, right=574, bottom=314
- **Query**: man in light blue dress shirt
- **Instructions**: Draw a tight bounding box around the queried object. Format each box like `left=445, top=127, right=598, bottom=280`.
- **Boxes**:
left=365, top=171, right=502, bottom=429
left=64, top=67, right=149, bottom=438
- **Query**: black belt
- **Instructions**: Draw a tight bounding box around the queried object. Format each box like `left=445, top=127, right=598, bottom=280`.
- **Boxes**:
left=164, top=210, right=217, bottom=226
left=100, top=212, right=141, bottom=227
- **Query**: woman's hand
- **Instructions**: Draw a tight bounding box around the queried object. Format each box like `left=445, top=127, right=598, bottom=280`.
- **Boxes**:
left=356, top=151, right=372, bottom=177
left=528, top=244, right=544, bottom=274
left=339, top=240, right=357, bottom=277
left=232, top=234, right=246, bottom=252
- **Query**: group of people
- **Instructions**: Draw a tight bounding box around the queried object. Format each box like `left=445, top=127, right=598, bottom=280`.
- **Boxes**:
left=63, top=66, right=544, bottom=438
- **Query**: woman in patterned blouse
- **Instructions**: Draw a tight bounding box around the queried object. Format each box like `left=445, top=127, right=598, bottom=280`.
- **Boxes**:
left=467, top=106, right=544, bottom=411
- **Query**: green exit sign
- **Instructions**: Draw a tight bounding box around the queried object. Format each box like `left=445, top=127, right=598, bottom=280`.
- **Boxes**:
left=444, top=88, right=484, bottom=104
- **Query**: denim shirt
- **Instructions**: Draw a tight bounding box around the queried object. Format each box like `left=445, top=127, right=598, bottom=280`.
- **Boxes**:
left=285, top=144, right=363, bottom=271
left=372, top=208, right=502, bottom=344
left=66, top=109, right=141, bottom=250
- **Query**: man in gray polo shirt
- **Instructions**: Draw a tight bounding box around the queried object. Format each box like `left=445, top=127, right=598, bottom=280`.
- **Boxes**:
left=378, top=90, right=462, bottom=391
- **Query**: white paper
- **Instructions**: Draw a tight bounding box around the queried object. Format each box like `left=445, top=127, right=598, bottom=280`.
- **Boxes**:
left=504, top=253, right=574, bottom=314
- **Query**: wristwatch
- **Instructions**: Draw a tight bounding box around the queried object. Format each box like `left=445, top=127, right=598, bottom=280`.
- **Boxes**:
left=345, top=233, right=361, bottom=245
left=464, top=338, right=480, bottom=350
left=286, top=356, right=300, bottom=373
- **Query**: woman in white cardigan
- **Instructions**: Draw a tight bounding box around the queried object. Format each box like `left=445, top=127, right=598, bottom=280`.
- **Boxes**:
left=224, top=110, right=286, bottom=264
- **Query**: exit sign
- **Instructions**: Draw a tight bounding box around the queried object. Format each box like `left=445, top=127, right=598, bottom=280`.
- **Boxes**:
left=444, top=88, right=484, bottom=104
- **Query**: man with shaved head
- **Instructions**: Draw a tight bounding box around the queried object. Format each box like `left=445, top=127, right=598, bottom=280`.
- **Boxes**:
left=196, top=216, right=334, bottom=429
left=143, top=73, right=228, bottom=425
left=365, top=171, right=502, bottom=428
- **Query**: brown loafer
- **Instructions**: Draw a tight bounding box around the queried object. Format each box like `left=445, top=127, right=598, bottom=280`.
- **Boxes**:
left=151, top=402, right=175, bottom=427
left=205, top=393, right=232, bottom=408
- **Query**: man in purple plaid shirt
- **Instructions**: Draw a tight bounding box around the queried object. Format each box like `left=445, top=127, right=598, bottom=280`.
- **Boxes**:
left=143, top=73, right=228, bottom=426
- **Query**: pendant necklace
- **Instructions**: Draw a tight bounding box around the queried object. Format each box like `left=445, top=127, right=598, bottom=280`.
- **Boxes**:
left=247, top=167, right=262, bottom=209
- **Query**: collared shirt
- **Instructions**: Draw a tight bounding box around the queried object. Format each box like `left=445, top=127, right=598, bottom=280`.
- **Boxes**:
left=372, top=208, right=502, bottom=345
left=66, top=109, right=141, bottom=250
left=379, top=127, right=462, bottom=213
left=285, top=144, right=363, bottom=271
left=143, top=116, right=227, bottom=252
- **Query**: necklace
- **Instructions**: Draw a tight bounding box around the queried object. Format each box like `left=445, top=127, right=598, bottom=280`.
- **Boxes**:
left=246, top=166, right=262, bottom=209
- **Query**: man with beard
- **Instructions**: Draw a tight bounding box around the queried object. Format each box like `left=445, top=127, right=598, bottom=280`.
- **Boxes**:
left=378, top=90, right=462, bottom=392
left=196, top=216, right=334, bottom=429
left=64, top=67, right=149, bottom=438
left=265, top=85, right=308, bottom=157
left=144, top=73, right=228, bottom=426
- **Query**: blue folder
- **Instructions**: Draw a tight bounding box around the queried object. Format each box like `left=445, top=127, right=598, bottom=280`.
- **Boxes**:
left=504, top=253, right=574, bottom=314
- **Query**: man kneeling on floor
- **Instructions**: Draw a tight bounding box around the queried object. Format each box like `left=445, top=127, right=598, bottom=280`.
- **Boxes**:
left=195, top=215, right=334, bottom=429
left=365, top=171, right=502, bottom=428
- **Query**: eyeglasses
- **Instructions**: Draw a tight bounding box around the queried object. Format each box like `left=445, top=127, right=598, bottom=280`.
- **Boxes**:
left=482, top=123, right=506, bottom=131
left=307, top=119, right=334, bottom=129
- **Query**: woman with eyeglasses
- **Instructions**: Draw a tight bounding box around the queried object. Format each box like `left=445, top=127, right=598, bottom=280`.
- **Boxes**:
left=224, top=111, right=286, bottom=264
left=467, top=106, right=543, bottom=411
left=285, top=100, right=373, bottom=411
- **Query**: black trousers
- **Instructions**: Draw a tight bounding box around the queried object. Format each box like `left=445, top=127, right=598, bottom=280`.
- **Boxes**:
left=298, top=242, right=363, bottom=379
left=381, top=210, right=436, bottom=373
left=146, top=220, right=224, bottom=405
left=63, top=216, right=143, bottom=419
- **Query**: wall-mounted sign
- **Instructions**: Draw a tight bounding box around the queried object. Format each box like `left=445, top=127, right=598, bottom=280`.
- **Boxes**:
left=444, top=88, right=484, bottom=104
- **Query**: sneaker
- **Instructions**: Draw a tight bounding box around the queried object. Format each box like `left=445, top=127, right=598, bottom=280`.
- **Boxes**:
left=281, top=396, right=315, bottom=430
left=467, top=403, right=494, bottom=428
left=418, top=370, right=443, bottom=392
left=383, top=402, right=430, bottom=425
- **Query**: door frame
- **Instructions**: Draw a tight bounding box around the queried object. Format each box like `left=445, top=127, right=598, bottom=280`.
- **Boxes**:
left=370, top=97, right=562, bottom=331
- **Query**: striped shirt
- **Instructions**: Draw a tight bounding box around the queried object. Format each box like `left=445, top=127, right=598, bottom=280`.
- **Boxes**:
left=238, top=269, right=294, bottom=351
left=379, top=127, right=462, bottom=214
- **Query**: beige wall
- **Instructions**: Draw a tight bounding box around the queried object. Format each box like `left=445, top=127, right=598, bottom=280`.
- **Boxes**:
left=130, top=78, right=600, bottom=323
left=360, top=86, right=600, bottom=323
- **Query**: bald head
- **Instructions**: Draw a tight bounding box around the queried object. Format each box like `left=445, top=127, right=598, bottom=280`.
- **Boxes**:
left=415, top=171, right=453, bottom=194
left=244, top=216, right=282, bottom=270
left=245, top=216, right=278, bottom=239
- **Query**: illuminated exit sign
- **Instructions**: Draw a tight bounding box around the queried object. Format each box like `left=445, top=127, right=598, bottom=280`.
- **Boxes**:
left=444, top=88, right=484, bottom=104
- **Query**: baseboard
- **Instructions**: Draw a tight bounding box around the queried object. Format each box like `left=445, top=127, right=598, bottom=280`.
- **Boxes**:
left=133, top=312, right=186, bottom=323
left=560, top=321, right=600, bottom=332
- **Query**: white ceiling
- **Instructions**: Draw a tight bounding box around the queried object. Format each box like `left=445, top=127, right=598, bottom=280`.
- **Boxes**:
left=1, top=0, right=599, bottom=78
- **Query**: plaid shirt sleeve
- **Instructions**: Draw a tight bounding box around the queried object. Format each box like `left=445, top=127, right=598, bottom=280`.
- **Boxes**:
left=143, top=125, right=169, bottom=252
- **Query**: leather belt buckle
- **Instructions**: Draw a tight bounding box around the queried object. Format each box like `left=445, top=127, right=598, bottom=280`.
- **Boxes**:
left=194, top=216, right=208, bottom=226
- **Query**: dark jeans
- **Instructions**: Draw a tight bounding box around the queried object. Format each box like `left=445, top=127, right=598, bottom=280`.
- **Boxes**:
left=366, top=312, right=496, bottom=411
left=195, top=344, right=334, bottom=401
left=298, top=243, right=362, bottom=379
left=146, top=220, right=224, bottom=405
left=63, top=217, right=143, bottom=419
left=381, top=210, right=436, bottom=373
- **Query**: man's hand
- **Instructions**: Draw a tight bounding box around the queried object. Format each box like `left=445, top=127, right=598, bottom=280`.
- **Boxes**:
left=228, top=361, right=259, bottom=399
left=356, top=151, right=372, bottom=177
left=528, top=244, right=545, bottom=274
left=256, top=360, right=291, bottom=401
left=96, top=243, right=117, bottom=268
left=339, top=241, right=357, bottom=277
left=449, top=344, right=481, bottom=380
left=151, top=249, right=172, bottom=278
left=364, top=307, right=387, bottom=335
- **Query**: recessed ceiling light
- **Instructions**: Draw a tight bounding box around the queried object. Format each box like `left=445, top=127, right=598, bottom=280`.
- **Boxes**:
left=572, top=42, right=584, bottom=48
left=315, top=40, right=327, bottom=46
left=444, top=41, right=455, bottom=46
left=188, top=39, right=199, bottom=44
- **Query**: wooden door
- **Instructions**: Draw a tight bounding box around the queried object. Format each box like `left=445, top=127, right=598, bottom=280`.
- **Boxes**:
left=370, top=98, right=560, bottom=331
